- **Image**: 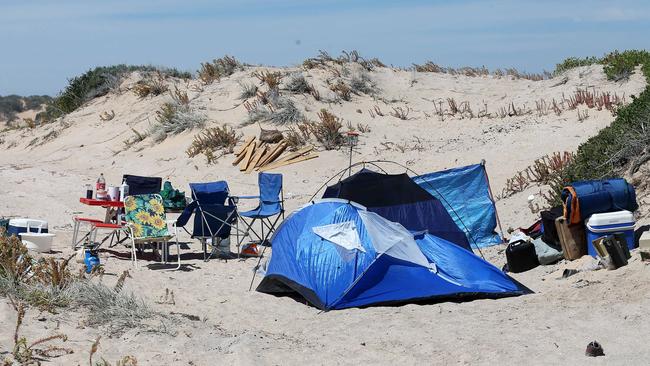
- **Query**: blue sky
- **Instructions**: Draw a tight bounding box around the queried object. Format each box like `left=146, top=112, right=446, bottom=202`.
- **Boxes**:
left=1, top=0, right=649, bottom=96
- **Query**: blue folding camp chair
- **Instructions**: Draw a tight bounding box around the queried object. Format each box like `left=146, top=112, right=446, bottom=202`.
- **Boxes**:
left=236, top=173, right=285, bottom=253
left=176, top=181, right=239, bottom=261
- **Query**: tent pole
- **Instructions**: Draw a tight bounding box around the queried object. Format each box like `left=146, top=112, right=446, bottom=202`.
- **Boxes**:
left=481, top=159, right=507, bottom=243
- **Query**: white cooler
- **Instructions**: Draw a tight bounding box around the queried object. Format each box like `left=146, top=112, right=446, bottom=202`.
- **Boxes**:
left=585, top=211, right=635, bottom=257
left=7, top=218, right=48, bottom=236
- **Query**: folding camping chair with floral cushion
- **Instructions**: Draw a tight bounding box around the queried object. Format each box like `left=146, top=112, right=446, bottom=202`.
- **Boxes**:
left=123, top=194, right=180, bottom=269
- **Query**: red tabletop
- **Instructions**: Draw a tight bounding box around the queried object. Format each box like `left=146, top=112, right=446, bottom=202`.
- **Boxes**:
left=79, top=197, right=124, bottom=207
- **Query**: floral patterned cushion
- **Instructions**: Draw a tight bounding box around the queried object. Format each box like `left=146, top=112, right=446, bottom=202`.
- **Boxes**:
left=124, top=194, right=169, bottom=239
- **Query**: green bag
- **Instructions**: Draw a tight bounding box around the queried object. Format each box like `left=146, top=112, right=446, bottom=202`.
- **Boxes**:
left=159, top=181, right=187, bottom=210
left=0, top=218, right=8, bottom=236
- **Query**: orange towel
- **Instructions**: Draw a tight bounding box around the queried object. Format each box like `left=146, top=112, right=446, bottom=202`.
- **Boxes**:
left=562, top=186, right=581, bottom=225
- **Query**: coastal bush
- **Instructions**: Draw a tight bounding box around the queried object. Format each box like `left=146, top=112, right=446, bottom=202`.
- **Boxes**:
left=285, top=73, right=311, bottom=94
left=303, top=50, right=384, bottom=71
left=545, top=49, right=650, bottom=205
left=40, top=65, right=190, bottom=122
left=253, top=70, right=283, bottom=90
left=151, top=101, right=206, bottom=142
left=238, top=81, right=258, bottom=99
left=268, top=98, right=303, bottom=124
left=306, top=109, right=344, bottom=150
left=198, top=55, right=242, bottom=84
left=133, top=72, right=169, bottom=98
left=242, top=96, right=302, bottom=126
left=0, top=95, right=52, bottom=123
left=553, top=56, right=601, bottom=76
left=186, top=125, right=241, bottom=163
left=330, top=81, right=352, bottom=101
left=349, top=72, right=378, bottom=95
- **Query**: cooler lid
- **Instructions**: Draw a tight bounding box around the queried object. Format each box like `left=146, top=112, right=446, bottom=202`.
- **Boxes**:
left=585, top=210, right=634, bottom=227
left=8, top=218, right=48, bottom=229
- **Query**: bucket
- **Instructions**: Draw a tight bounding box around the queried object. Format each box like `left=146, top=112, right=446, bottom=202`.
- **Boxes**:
left=20, top=232, right=55, bottom=253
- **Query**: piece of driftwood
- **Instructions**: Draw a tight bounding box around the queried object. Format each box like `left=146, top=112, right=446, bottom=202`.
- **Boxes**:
left=238, top=141, right=257, bottom=171
left=235, top=136, right=255, bottom=156
left=260, top=152, right=319, bottom=172
left=259, top=128, right=283, bottom=143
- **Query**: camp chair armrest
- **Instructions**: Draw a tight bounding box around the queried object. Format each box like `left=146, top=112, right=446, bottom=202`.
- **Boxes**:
left=235, top=195, right=260, bottom=200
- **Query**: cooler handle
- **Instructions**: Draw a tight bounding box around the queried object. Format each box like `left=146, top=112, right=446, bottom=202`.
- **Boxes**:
left=586, top=224, right=635, bottom=233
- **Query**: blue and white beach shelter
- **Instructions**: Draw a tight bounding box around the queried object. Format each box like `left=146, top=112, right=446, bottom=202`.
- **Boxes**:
left=257, top=200, right=527, bottom=310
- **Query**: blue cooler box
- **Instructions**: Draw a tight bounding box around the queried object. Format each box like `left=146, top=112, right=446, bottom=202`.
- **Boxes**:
left=585, top=211, right=635, bottom=257
left=7, top=218, right=48, bottom=236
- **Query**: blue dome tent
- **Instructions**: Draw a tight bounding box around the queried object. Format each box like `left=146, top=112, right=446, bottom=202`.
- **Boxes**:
left=322, top=169, right=472, bottom=251
left=257, top=200, right=527, bottom=310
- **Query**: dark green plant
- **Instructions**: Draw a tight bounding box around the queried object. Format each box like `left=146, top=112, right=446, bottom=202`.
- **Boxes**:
left=546, top=49, right=650, bottom=205
left=553, top=56, right=601, bottom=76
left=40, top=65, right=191, bottom=122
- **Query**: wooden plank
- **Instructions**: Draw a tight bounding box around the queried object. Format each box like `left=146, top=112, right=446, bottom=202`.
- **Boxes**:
left=238, top=141, right=257, bottom=171
left=232, top=142, right=251, bottom=165
left=273, top=145, right=313, bottom=164
left=255, top=143, right=276, bottom=168
left=258, top=141, right=287, bottom=167
left=246, top=144, right=267, bottom=174
left=260, top=152, right=319, bottom=172
left=234, top=136, right=255, bottom=156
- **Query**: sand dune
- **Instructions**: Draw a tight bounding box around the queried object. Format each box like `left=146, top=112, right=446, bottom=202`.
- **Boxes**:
left=0, top=63, right=648, bottom=365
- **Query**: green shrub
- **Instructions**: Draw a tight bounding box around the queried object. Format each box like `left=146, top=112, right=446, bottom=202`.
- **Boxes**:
left=0, top=95, right=52, bottom=122
left=150, top=101, right=206, bottom=142
left=41, top=65, right=191, bottom=121
left=546, top=49, right=650, bottom=204
left=553, top=56, right=601, bottom=76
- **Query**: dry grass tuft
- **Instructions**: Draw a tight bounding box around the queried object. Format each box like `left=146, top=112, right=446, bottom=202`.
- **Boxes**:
left=123, top=128, right=148, bottom=150
left=329, top=81, right=352, bottom=101
left=303, top=50, right=384, bottom=71
left=305, top=109, right=344, bottom=150
left=151, top=100, right=206, bottom=142
left=99, top=110, right=115, bottom=121
left=285, top=73, right=311, bottom=94
left=390, top=106, right=410, bottom=120
left=170, top=86, right=190, bottom=106
left=8, top=303, right=73, bottom=364
left=198, top=55, right=241, bottom=84
left=253, top=70, right=283, bottom=90
left=133, top=72, right=168, bottom=98
left=186, top=125, right=241, bottom=163
left=89, top=336, right=138, bottom=366
left=498, top=151, right=574, bottom=199
left=413, top=61, right=443, bottom=73
left=238, top=82, right=258, bottom=100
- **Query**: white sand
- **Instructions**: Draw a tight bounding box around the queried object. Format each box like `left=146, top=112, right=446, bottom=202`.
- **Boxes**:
left=1, top=64, right=649, bottom=365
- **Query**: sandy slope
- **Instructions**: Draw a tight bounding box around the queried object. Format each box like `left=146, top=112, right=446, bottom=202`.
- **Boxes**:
left=0, top=64, right=648, bottom=365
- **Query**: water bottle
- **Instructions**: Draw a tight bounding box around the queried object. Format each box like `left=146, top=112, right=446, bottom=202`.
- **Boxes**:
left=119, top=179, right=129, bottom=201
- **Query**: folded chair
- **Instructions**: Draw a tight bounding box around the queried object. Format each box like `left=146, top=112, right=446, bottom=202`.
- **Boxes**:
left=176, top=181, right=239, bottom=261
left=123, top=174, right=163, bottom=196
left=123, top=194, right=180, bottom=269
left=237, top=173, right=285, bottom=253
